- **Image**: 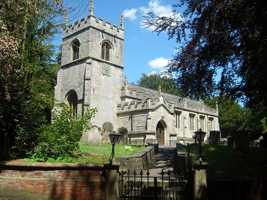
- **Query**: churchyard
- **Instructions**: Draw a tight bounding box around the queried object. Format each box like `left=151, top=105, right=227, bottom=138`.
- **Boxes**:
left=1, top=0, right=267, bottom=199
left=24, top=143, right=146, bottom=165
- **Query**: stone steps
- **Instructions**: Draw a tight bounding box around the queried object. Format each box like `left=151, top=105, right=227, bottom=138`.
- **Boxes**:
left=149, top=147, right=177, bottom=176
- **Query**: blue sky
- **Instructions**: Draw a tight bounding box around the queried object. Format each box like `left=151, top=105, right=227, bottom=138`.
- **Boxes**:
left=57, top=0, right=182, bottom=83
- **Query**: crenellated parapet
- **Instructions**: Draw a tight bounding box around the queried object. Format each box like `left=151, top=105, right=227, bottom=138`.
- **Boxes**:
left=117, top=100, right=149, bottom=113
left=117, top=97, right=175, bottom=114
left=64, top=15, right=124, bottom=40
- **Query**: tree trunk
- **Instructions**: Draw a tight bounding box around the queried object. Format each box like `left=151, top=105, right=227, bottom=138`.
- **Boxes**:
left=0, top=133, right=10, bottom=161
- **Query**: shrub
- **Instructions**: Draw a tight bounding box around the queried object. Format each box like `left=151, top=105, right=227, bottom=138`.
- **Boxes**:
left=31, top=104, right=96, bottom=161
left=11, top=126, right=38, bottom=158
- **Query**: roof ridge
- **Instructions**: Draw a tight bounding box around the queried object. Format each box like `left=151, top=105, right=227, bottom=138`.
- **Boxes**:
left=128, top=84, right=208, bottom=104
left=128, top=84, right=182, bottom=99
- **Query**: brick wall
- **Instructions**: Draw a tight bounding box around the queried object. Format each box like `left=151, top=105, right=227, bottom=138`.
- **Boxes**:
left=0, top=163, right=118, bottom=200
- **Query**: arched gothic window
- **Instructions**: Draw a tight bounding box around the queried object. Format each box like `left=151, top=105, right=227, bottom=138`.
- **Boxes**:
left=66, top=90, right=78, bottom=118
left=101, top=41, right=112, bottom=61
left=72, top=39, right=80, bottom=60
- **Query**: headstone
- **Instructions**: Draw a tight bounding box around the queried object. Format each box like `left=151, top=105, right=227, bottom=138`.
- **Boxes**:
left=209, top=131, right=220, bottom=145
left=102, top=122, right=114, bottom=144
left=118, top=127, right=128, bottom=144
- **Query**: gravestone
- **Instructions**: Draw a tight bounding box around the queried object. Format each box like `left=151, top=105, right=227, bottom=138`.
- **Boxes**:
left=118, top=127, right=128, bottom=144
left=102, top=122, right=114, bottom=144
left=209, top=131, right=220, bottom=145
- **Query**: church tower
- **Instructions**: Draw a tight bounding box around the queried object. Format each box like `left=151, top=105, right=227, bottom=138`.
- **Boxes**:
left=54, top=1, right=125, bottom=143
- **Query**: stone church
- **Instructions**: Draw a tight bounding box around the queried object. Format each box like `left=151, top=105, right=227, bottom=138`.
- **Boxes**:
left=54, top=1, right=220, bottom=146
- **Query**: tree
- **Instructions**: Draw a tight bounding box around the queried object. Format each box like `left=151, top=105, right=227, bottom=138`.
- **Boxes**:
left=145, top=0, right=267, bottom=118
left=138, top=74, right=182, bottom=96
left=205, top=97, right=253, bottom=137
left=0, top=0, right=63, bottom=159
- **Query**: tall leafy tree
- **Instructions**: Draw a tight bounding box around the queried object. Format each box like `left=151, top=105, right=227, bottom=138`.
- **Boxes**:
left=146, top=0, right=267, bottom=133
left=138, top=74, right=182, bottom=96
left=145, top=0, right=267, bottom=117
left=205, top=97, right=253, bottom=137
left=0, top=0, right=63, bottom=159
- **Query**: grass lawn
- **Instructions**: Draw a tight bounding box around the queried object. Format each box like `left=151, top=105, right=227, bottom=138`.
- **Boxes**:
left=25, top=144, right=146, bottom=165
left=76, top=143, right=146, bottom=165
left=189, top=144, right=267, bottom=179
left=79, top=143, right=146, bottom=157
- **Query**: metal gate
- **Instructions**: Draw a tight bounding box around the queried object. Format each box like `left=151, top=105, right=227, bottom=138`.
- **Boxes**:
left=119, top=169, right=187, bottom=200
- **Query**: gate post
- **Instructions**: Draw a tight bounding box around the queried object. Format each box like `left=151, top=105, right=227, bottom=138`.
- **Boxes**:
left=193, top=161, right=208, bottom=200
left=103, top=164, right=120, bottom=200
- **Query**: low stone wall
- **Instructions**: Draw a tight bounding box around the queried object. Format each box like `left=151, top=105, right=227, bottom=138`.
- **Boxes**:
left=0, top=162, right=118, bottom=200
left=118, top=146, right=155, bottom=169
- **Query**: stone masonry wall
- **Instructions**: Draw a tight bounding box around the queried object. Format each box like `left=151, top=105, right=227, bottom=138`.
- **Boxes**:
left=89, top=59, right=123, bottom=131
left=118, top=146, right=154, bottom=169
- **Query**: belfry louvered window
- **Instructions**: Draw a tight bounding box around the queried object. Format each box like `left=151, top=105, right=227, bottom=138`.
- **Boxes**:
left=101, top=41, right=112, bottom=61
left=72, top=39, right=80, bottom=60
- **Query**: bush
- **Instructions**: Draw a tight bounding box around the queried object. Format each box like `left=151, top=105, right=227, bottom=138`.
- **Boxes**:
left=12, top=126, right=38, bottom=158
left=31, top=104, right=96, bottom=161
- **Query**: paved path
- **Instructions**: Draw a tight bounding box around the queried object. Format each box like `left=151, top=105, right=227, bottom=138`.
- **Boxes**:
left=149, top=146, right=177, bottom=176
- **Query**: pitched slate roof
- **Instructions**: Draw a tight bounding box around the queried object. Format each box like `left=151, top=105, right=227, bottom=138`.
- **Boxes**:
left=120, top=84, right=218, bottom=116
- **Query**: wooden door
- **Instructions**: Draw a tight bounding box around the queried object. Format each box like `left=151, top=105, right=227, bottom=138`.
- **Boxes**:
left=156, top=122, right=165, bottom=145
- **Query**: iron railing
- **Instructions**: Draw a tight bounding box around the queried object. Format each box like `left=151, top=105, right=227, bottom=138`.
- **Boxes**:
left=119, top=169, right=187, bottom=200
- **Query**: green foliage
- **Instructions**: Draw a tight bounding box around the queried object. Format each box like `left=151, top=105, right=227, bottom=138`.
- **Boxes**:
left=202, top=144, right=267, bottom=178
left=188, top=144, right=267, bottom=178
left=0, top=1, right=63, bottom=159
left=31, top=105, right=96, bottom=161
left=205, top=97, right=254, bottom=137
left=27, top=143, right=145, bottom=164
left=146, top=0, right=267, bottom=130
left=79, top=143, right=145, bottom=158
left=138, top=74, right=182, bottom=96
left=11, top=126, right=38, bottom=157
left=261, top=118, right=267, bottom=134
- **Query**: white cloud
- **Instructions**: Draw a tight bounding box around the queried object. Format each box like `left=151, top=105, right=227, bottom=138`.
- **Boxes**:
left=148, top=57, right=170, bottom=69
left=121, top=1, right=183, bottom=31
left=140, top=0, right=173, bottom=18
left=122, top=8, right=138, bottom=21
left=139, top=0, right=183, bottom=31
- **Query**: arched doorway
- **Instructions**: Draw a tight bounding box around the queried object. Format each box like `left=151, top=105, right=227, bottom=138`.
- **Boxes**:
left=156, top=120, right=167, bottom=145
left=66, top=90, right=78, bottom=118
